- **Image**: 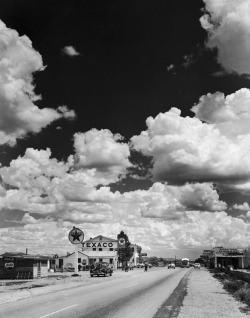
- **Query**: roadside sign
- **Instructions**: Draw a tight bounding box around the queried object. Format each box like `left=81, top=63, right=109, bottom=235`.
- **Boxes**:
left=68, top=227, right=84, bottom=244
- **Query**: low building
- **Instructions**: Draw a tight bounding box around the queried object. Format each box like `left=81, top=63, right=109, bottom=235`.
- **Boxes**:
left=55, top=250, right=89, bottom=271
left=56, top=234, right=140, bottom=270
left=82, top=235, right=118, bottom=269
left=202, top=247, right=244, bottom=269
left=0, top=252, right=50, bottom=279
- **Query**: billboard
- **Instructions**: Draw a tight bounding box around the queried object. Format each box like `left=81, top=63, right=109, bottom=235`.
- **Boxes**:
left=214, top=247, right=244, bottom=256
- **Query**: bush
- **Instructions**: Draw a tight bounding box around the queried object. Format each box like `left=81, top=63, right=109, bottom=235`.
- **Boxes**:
left=223, top=279, right=246, bottom=293
left=235, top=287, right=250, bottom=307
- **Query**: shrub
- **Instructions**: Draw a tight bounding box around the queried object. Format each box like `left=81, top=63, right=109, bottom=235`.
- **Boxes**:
left=235, top=287, right=250, bottom=307
left=223, top=279, right=246, bottom=293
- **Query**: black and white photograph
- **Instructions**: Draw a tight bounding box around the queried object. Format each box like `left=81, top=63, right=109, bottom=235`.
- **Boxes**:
left=0, top=0, right=250, bottom=317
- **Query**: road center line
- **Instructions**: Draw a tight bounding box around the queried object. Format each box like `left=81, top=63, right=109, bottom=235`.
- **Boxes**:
left=126, top=283, right=138, bottom=288
left=39, top=304, right=78, bottom=318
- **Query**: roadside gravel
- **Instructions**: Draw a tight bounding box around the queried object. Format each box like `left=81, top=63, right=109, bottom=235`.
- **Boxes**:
left=177, top=268, right=250, bottom=318
left=0, top=269, right=128, bottom=305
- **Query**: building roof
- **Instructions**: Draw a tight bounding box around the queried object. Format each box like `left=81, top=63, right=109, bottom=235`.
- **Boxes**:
left=0, top=252, right=50, bottom=260
left=83, top=235, right=117, bottom=243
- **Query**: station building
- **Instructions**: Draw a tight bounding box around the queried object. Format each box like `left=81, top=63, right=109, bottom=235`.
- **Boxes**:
left=201, top=247, right=244, bottom=269
left=0, top=252, right=50, bottom=279
left=55, top=235, right=140, bottom=270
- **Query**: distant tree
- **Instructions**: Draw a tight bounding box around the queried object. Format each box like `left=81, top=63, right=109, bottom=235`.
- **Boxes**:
left=147, top=256, right=158, bottom=266
left=117, top=231, right=134, bottom=265
left=194, top=258, right=205, bottom=264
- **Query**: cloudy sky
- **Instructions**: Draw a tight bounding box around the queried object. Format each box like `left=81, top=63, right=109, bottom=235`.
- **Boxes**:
left=0, top=0, right=250, bottom=260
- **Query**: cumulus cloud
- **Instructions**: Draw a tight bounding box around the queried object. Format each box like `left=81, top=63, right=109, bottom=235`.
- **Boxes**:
left=0, top=147, right=247, bottom=254
left=62, top=46, right=80, bottom=57
left=138, top=182, right=226, bottom=220
left=2, top=209, right=249, bottom=255
left=0, top=20, right=75, bottom=146
left=200, top=0, right=250, bottom=75
left=131, top=104, right=250, bottom=192
left=233, top=202, right=250, bottom=211
left=191, top=88, right=250, bottom=137
left=73, top=129, right=132, bottom=185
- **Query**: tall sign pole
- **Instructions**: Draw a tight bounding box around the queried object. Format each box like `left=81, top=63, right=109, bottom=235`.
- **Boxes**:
left=68, top=227, right=84, bottom=275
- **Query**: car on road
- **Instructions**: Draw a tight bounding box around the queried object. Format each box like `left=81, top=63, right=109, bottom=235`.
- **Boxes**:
left=148, top=263, right=152, bottom=268
left=137, top=263, right=144, bottom=268
left=194, top=263, right=201, bottom=269
left=168, top=263, right=176, bottom=269
left=90, top=262, right=113, bottom=277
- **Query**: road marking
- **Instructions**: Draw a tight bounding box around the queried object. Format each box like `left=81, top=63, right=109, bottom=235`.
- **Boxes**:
left=126, top=283, right=138, bottom=288
left=39, top=304, right=78, bottom=318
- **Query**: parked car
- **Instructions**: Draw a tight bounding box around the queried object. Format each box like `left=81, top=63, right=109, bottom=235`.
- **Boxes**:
left=148, top=263, right=153, bottom=268
left=90, top=262, right=113, bottom=277
left=64, top=263, right=75, bottom=272
left=168, top=263, right=176, bottom=269
left=137, top=263, right=144, bottom=268
left=194, top=263, right=201, bottom=269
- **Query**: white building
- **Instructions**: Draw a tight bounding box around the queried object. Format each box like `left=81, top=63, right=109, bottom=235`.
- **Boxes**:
left=55, top=250, right=88, bottom=271
left=82, top=235, right=118, bottom=269
left=55, top=234, right=140, bottom=270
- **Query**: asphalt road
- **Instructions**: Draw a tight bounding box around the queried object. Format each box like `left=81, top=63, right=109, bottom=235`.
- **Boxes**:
left=0, top=267, right=191, bottom=318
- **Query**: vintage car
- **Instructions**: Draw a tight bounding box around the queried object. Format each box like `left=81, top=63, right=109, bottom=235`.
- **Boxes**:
left=194, top=263, right=201, bottom=269
left=168, top=263, right=176, bottom=269
left=90, top=262, right=113, bottom=277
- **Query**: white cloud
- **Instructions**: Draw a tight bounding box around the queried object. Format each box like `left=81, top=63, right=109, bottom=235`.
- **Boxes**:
left=167, top=64, right=175, bottom=71
left=233, top=202, right=250, bottom=211
left=62, top=46, right=80, bottom=57
left=200, top=0, right=250, bottom=75
left=2, top=209, right=249, bottom=255
left=191, top=88, right=250, bottom=137
left=131, top=105, right=250, bottom=192
left=0, top=20, right=75, bottom=146
left=73, top=129, right=132, bottom=185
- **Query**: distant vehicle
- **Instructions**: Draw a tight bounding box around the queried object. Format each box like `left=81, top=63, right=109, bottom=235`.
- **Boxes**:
left=64, top=263, right=75, bottom=272
left=148, top=263, right=153, bottom=268
left=90, top=262, right=113, bottom=277
left=137, top=263, right=144, bottom=268
left=168, top=263, right=176, bottom=269
left=194, top=263, right=201, bottom=269
left=157, top=261, right=165, bottom=267
left=181, top=258, right=190, bottom=268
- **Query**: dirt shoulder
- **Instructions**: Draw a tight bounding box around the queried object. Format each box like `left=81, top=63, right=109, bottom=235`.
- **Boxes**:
left=177, top=268, right=250, bottom=318
left=0, top=270, right=127, bottom=305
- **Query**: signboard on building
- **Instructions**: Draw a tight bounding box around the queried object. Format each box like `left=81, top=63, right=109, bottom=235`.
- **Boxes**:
left=68, top=227, right=84, bottom=245
left=214, top=247, right=244, bottom=257
left=82, top=241, right=115, bottom=248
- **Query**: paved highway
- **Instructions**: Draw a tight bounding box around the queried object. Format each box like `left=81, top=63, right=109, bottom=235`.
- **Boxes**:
left=0, top=267, right=191, bottom=318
